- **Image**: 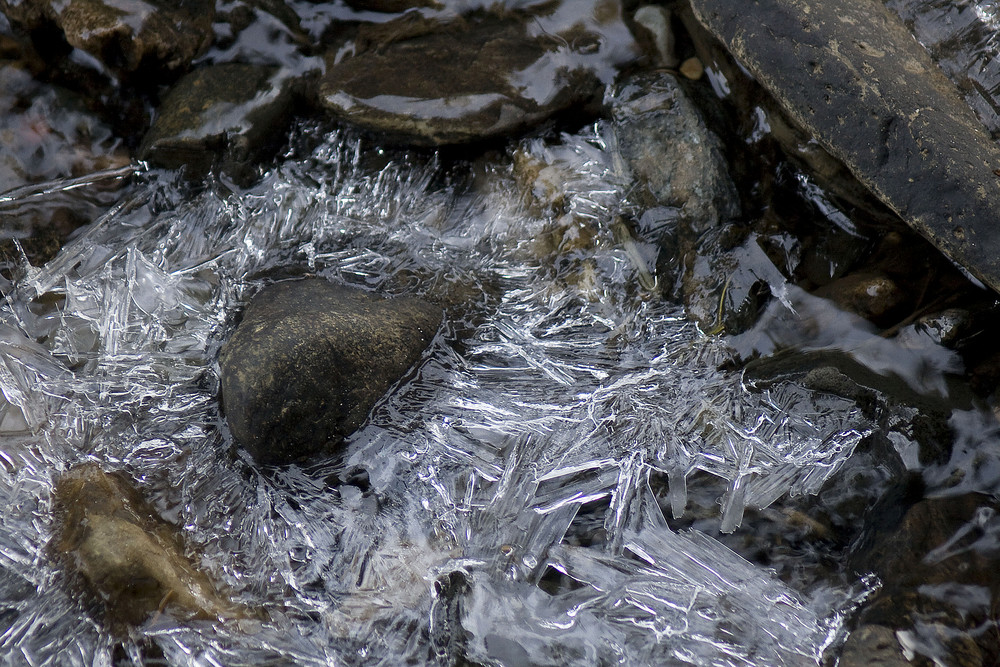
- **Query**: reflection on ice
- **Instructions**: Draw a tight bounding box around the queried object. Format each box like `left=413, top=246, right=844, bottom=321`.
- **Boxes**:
left=0, top=124, right=871, bottom=664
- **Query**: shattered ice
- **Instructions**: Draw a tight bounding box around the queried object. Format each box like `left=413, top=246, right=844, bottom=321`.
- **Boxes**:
left=0, top=123, right=872, bottom=664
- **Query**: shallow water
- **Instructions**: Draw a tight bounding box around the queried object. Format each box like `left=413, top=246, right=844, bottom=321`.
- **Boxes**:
left=3, top=0, right=1000, bottom=665
left=0, top=111, right=890, bottom=664
left=885, top=0, right=1000, bottom=139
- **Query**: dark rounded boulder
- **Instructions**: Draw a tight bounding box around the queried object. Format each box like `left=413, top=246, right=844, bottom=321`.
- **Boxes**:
left=219, top=278, right=442, bottom=465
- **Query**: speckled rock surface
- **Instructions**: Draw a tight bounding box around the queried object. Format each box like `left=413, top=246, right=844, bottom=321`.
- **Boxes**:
left=0, top=0, right=214, bottom=74
left=611, top=70, right=739, bottom=234
left=219, top=279, right=442, bottom=465
left=689, top=0, right=1000, bottom=297
left=51, top=464, right=239, bottom=628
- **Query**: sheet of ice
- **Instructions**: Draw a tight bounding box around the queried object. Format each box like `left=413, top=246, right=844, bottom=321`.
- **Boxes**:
left=0, top=122, right=871, bottom=664
left=885, top=0, right=1000, bottom=139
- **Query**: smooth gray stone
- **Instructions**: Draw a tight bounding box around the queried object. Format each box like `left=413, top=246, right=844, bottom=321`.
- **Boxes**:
left=219, top=279, right=442, bottom=465
left=689, top=0, right=1000, bottom=296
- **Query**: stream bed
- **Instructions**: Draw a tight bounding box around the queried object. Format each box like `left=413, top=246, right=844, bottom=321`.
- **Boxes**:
left=2, top=1, right=1000, bottom=666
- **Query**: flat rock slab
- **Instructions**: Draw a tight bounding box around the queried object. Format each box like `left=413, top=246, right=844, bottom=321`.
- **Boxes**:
left=219, top=279, right=442, bottom=465
left=689, top=0, right=1000, bottom=295
left=319, top=7, right=637, bottom=145
left=51, top=464, right=239, bottom=627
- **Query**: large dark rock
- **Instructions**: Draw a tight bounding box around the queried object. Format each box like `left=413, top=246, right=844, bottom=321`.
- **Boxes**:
left=688, top=0, right=1000, bottom=297
left=51, top=464, right=239, bottom=627
left=138, top=64, right=298, bottom=180
left=318, top=7, right=637, bottom=145
left=0, top=0, right=214, bottom=74
left=219, top=279, right=442, bottom=465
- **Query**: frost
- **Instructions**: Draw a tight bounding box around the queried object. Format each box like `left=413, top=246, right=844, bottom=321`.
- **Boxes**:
left=0, top=123, right=871, bottom=664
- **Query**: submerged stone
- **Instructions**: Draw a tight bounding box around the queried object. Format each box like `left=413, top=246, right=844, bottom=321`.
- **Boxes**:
left=343, top=0, right=440, bottom=11
left=839, top=625, right=910, bottom=667
left=318, top=5, right=638, bottom=145
left=631, top=5, right=678, bottom=68
left=219, top=278, right=442, bottom=465
left=51, top=464, right=239, bottom=628
left=611, top=71, right=739, bottom=235
left=851, top=493, right=1000, bottom=664
left=0, top=64, right=129, bottom=272
left=138, top=64, right=298, bottom=181
left=689, top=0, right=1000, bottom=297
left=0, top=0, right=214, bottom=74
left=812, top=270, right=906, bottom=328
left=679, top=227, right=783, bottom=334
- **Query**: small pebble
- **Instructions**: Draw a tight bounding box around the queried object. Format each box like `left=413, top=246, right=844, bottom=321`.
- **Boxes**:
left=680, top=56, right=705, bottom=80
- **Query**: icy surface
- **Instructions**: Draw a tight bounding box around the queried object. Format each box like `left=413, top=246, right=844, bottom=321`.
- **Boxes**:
left=885, top=0, right=1000, bottom=139
left=0, top=122, right=872, bottom=664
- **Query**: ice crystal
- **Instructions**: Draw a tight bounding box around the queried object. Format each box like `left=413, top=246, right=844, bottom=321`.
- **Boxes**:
left=0, top=122, right=871, bottom=664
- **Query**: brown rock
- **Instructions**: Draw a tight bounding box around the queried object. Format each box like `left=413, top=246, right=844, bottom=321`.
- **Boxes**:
left=1, top=0, right=214, bottom=74
left=319, top=7, right=637, bottom=145
left=139, top=64, right=297, bottom=181
left=51, top=464, right=240, bottom=627
left=813, top=271, right=906, bottom=327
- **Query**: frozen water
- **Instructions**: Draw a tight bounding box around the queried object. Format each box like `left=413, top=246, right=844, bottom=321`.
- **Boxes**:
left=0, top=119, right=874, bottom=664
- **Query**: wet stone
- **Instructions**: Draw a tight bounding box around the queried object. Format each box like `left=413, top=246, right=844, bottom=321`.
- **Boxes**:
left=916, top=309, right=974, bottom=348
left=0, top=63, right=128, bottom=272
left=630, top=5, right=678, bottom=68
left=0, top=66, right=127, bottom=184
left=678, top=56, right=704, bottom=81
left=680, top=227, right=784, bottom=334
left=839, top=625, right=910, bottom=667
left=689, top=0, right=1000, bottom=298
left=51, top=464, right=239, bottom=628
left=343, top=0, right=440, bottom=11
left=812, top=271, right=907, bottom=328
left=319, top=6, right=636, bottom=145
left=610, top=70, right=739, bottom=235
left=851, top=493, right=1000, bottom=664
left=219, top=278, right=443, bottom=466
left=138, top=64, right=298, bottom=181
left=0, top=0, right=215, bottom=74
